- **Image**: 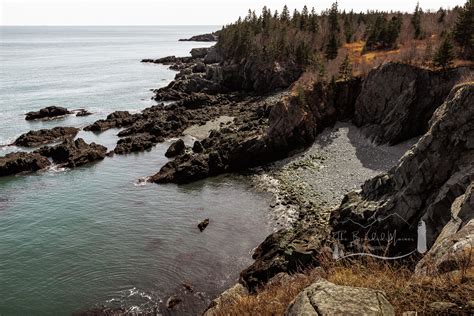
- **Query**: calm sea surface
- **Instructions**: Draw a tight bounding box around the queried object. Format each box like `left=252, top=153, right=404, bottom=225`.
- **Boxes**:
left=0, top=26, right=273, bottom=315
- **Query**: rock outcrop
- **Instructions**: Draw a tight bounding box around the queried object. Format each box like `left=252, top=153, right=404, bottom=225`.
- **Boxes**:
left=354, top=63, right=471, bottom=145
left=84, top=111, right=134, bottom=132
left=37, top=138, right=107, bottom=168
left=113, top=134, right=162, bottom=155
left=25, top=106, right=71, bottom=120
left=13, top=127, right=79, bottom=147
left=0, top=152, right=51, bottom=176
left=415, top=183, right=473, bottom=276
left=179, top=32, right=219, bottom=42
left=286, top=279, right=395, bottom=316
left=330, top=83, right=474, bottom=257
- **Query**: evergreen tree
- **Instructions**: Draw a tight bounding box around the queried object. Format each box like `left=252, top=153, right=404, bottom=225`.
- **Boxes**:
left=281, top=5, right=290, bottom=23
left=437, top=8, right=446, bottom=23
left=309, top=7, right=319, bottom=33
left=433, top=35, right=455, bottom=68
left=292, top=9, right=301, bottom=28
left=411, top=2, right=423, bottom=39
left=328, top=2, right=340, bottom=33
left=300, top=5, right=309, bottom=30
left=338, top=55, right=353, bottom=80
left=344, top=14, right=354, bottom=43
left=325, top=34, right=339, bottom=60
left=453, top=0, right=474, bottom=60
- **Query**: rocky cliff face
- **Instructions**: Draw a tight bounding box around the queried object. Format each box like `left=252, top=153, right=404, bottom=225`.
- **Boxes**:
left=330, top=83, right=473, bottom=256
left=354, top=63, right=471, bottom=145
left=239, top=66, right=473, bottom=291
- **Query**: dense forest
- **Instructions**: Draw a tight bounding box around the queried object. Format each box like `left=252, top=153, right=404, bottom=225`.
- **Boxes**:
left=216, top=0, right=473, bottom=80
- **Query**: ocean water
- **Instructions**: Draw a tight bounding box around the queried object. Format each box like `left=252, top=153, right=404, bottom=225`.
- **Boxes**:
left=0, top=26, right=273, bottom=315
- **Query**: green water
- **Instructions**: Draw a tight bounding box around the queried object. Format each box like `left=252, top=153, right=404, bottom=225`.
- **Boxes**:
left=0, top=26, right=273, bottom=315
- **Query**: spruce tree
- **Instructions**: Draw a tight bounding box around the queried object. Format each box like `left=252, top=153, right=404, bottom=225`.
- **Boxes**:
left=300, top=5, right=309, bottom=30
left=453, top=0, right=474, bottom=60
left=437, top=8, right=446, bottom=23
left=281, top=5, right=290, bottom=23
left=309, top=7, right=319, bottom=33
left=411, top=2, right=423, bottom=39
left=338, top=55, right=353, bottom=80
left=325, top=34, right=339, bottom=60
left=433, top=35, right=455, bottom=68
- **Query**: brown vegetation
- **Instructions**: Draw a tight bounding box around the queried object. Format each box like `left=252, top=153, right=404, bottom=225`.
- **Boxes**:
left=212, top=254, right=474, bottom=315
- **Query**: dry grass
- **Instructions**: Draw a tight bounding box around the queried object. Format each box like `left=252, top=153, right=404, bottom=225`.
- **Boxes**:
left=212, top=255, right=474, bottom=316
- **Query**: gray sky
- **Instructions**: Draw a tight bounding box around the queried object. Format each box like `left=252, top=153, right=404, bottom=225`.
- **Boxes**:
left=0, top=0, right=466, bottom=26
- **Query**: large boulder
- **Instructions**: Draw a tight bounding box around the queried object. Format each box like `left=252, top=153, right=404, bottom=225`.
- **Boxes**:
left=25, top=106, right=71, bottom=120
left=0, top=152, right=51, bottom=176
left=13, top=127, right=79, bottom=147
left=354, top=63, right=471, bottom=145
left=165, top=139, right=185, bottom=158
left=286, top=279, right=394, bottom=316
left=37, top=138, right=107, bottom=168
left=190, top=47, right=210, bottom=59
left=151, top=154, right=209, bottom=184
left=330, top=83, right=474, bottom=256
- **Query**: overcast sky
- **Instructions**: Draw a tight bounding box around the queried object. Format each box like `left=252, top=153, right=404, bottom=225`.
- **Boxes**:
left=0, top=0, right=467, bottom=26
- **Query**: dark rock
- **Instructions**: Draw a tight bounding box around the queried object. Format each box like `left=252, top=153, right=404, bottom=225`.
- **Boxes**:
left=354, top=63, right=471, bottom=145
left=192, top=141, right=204, bottom=153
left=165, top=139, right=185, bottom=158
left=37, top=138, right=107, bottom=168
left=75, top=109, right=92, bottom=117
left=179, top=32, right=218, bottom=42
left=192, top=62, right=206, bottom=73
left=0, top=152, right=51, bottom=176
left=330, top=83, right=474, bottom=257
left=178, top=92, right=217, bottom=109
left=198, top=218, right=210, bottom=231
left=25, top=106, right=71, bottom=120
left=166, top=296, right=182, bottom=309
left=114, top=134, right=160, bottom=155
left=203, top=46, right=223, bottom=64
left=84, top=111, right=134, bottom=132
left=190, top=47, right=210, bottom=59
left=13, top=127, right=79, bottom=147
left=151, top=154, right=209, bottom=184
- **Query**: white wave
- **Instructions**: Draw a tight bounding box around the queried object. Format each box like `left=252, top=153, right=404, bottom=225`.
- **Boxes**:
left=134, top=177, right=150, bottom=187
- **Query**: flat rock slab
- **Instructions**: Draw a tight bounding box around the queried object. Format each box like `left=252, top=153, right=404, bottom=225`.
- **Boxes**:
left=286, top=279, right=395, bottom=316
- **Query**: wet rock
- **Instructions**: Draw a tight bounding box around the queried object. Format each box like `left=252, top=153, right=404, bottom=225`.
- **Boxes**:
left=151, top=154, right=209, bottom=184
left=192, top=141, right=204, bottom=153
left=25, top=106, right=71, bottom=120
left=166, top=296, right=182, bottom=309
left=84, top=111, right=134, bottom=132
left=37, top=138, right=107, bottom=168
left=165, top=139, right=185, bottom=158
left=76, top=109, right=92, bottom=117
left=198, top=218, right=209, bottom=231
left=0, top=152, right=51, bottom=176
left=178, top=93, right=217, bottom=109
left=286, top=279, right=394, bottom=316
left=13, top=127, right=79, bottom=147
left=114, top=134, right=161, bottom=155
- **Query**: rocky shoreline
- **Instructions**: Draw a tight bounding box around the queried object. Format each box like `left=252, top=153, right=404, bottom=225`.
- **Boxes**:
left=2, top=36, right=473, bottom=315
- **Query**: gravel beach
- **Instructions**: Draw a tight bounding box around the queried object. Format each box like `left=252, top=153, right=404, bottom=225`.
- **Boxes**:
left=253, top=122, right=418, bottom=229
